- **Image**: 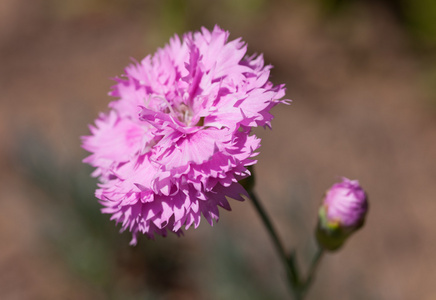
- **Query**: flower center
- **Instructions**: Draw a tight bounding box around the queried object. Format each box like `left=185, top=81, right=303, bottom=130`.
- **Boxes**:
left=175, top=103, right=194, bottom=125
left=149, top=95, right=203, bottom=127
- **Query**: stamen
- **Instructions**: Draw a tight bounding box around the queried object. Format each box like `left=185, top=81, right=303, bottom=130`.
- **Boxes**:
left=152, top=95, right=176, bottom=116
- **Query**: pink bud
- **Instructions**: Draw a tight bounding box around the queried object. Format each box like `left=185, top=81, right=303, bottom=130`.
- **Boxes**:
left=316, top=177, right=368, bottom=251
left=323, top=177, right=368, bottom=228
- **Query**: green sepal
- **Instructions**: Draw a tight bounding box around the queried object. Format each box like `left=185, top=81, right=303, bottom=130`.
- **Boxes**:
left=315, top=206, right=361, bottom=251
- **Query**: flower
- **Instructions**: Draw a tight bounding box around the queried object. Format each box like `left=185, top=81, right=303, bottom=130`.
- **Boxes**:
left=82, top=25, right=288, bottom=245
left=316, top=177, right=369, bottom=251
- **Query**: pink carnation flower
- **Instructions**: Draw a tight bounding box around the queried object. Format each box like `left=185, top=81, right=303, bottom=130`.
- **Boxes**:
left=82, top=25, right=288, bottom=245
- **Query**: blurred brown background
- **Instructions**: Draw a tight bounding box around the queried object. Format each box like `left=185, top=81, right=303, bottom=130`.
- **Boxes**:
left=1, top=0, right=436, bottom=299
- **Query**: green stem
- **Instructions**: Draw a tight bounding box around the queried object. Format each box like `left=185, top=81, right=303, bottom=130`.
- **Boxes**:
left=248, top=190, right=301, bottom=299
left=301, top=246, right=324, bottom=296
left=248, top=189, right=325, bottom=300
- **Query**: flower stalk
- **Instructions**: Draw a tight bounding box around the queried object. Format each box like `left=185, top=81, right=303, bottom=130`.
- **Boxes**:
left=248, top=188, right=327, bottom=299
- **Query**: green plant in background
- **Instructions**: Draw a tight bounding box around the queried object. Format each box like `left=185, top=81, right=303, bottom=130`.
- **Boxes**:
left=316, top=0, right=436, bottom=47
left=404, top=0, right=436, bottom=46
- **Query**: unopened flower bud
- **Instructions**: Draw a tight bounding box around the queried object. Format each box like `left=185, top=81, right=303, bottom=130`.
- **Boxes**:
left=316, top=177, right=368, bottom=251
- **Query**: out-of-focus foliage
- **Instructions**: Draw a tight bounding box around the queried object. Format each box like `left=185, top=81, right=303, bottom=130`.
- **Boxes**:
left=404, top=0, right=436, bottom=46
left=39, top=0, right=436, bottom=48
left=316, top=0, right=436, bottom=47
